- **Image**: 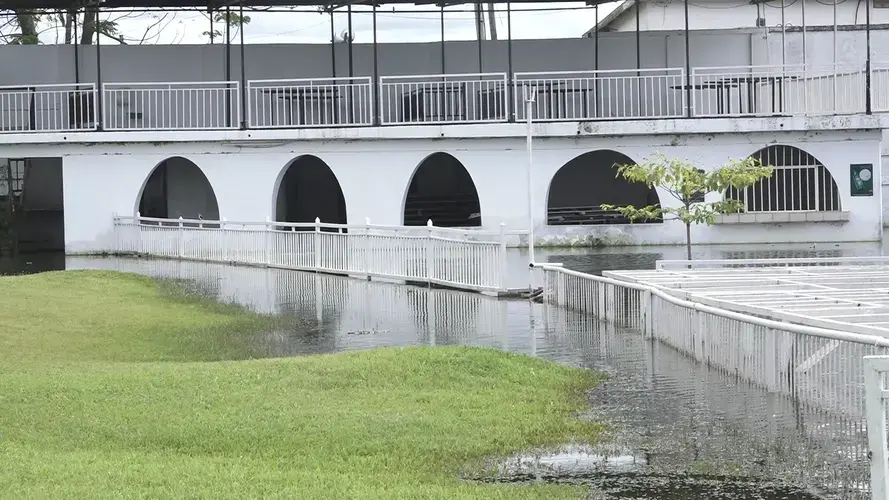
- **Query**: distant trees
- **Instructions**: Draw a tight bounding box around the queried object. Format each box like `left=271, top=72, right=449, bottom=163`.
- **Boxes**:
left=1, top=8, right=248, bottom=45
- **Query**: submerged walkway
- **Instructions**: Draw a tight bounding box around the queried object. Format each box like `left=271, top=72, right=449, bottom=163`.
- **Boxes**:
left=537, top=257, right=889, bottom=499
left=604, top=257, right=889, bottom=337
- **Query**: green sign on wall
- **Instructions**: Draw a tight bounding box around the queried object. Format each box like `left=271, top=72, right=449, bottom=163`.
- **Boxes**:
left=851, top=164, right=874, bottom=197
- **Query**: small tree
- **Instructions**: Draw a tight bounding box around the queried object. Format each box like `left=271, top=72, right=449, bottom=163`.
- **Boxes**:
left=602, top=152, right=773, bottom=260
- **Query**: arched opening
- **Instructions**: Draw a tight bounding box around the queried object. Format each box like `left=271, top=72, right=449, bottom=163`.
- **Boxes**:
left=403, top=153, right=481, bottom=227
left=137, top=157, right=219, bottom=222
left=547, top=150, right=662, bottom=225
left=727, top=145, right=841, bottom=212
left=274, top=155, right=347, bottom=226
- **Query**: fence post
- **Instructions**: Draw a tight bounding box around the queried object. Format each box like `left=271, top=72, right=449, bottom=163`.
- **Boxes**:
left=643, top=290, right=654, bottom=338
left=221, top=217, right=227, bottom=262
left=178, top=216, right=184, bottom=258
left=135, top=211, right=142, bottom=255
left=499, top=223, right=508, bottom=292
left=111, top=212, right=118, bottom=254
left=425, top=219, right=434, bottom=286
left=314, top=217, right=322, bottom=270
left=264, top=216, right=271, bottom=267
left=765, top=328, right=777, bottom=392
left=597, top=281, right=606, bottom=320
left=694, top=310, right=704, bottom=362
left=864, top=357, right=889, bottom=500
left=364, top=217, right=372, bottom=280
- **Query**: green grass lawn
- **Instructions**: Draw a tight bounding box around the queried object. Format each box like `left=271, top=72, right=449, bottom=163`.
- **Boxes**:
left=0, top=270, right=604, bottom=499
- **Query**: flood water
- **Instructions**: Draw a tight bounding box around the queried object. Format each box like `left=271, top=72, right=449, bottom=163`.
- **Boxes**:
left=3, top=241, right=885, bottom=499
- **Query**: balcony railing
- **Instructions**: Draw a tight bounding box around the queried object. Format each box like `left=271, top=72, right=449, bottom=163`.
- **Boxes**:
left=0, top=83, right=96, bottom=133
left=872, top=62, right=889, bottom=113
left=379, top=73, right=508, bottom=125
left=0, top=64, right=881, bottom=135
left=514, top=68, right=686, bottom=121
left=247, top=77, right=373, bottom=128
left=690, top=64, right=866, bottom=118
left=103, top=81, right=240, bottom=131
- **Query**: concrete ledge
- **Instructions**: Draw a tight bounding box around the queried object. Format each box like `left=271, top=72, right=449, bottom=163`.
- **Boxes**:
left=713, top=211, right=851, bottom=224
left=0, top=114, right=885, bottom=146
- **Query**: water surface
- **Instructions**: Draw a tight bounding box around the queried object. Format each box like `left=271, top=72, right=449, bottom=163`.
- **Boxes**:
left=3, top=243, right=880, bottom=498
left=58, top=253, right=873, bottom=499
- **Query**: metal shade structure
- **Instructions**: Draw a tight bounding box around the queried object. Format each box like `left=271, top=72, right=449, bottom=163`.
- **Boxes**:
left=0, top=0, right=617, bottom=9
left=0, top=0, right=876, bottom=129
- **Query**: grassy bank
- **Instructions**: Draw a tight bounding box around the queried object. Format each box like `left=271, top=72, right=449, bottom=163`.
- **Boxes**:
left=0, top=270, right=604, bottom=499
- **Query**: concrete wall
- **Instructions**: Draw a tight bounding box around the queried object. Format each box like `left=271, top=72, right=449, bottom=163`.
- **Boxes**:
left=0, top=27, right=881, bottom=88
left=606, top=0, right=889, bottom=32
left=11, top=129, right=877, bottom=252
left=0, top=32, right=755, bottom=89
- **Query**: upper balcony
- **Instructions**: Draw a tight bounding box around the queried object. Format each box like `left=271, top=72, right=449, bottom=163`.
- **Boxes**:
left=0, top=26, right=884, bottom=137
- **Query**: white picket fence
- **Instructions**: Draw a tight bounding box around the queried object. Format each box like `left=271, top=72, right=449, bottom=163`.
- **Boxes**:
left=865, top=356, right=889, bottom=500
left=109, top=215, right=509, bottom=294
left=536, top=263, right=889, bottom=499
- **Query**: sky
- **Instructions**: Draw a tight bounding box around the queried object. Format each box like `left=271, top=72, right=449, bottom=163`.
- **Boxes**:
left=32, top=2, right=620, bottom=45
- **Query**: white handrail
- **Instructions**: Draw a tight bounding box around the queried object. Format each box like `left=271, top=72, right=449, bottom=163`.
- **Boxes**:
left=536, top=263, right=889, bottom=348
left=110, top=215, right=509, bottom=294
left=514, top=67, right=685, bottom=78
left=656, top=256, right=889, bottom=269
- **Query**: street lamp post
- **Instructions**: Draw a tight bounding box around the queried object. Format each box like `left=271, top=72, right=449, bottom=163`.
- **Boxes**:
left=525, top=86, right=536, bottom=273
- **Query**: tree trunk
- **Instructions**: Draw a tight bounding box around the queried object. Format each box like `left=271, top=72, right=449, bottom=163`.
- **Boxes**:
left=487, top=3, right=498, bottom=40
left=80, top=7, right=97, bottom=45
left=15, top=11, right=38, bottom=44
left=685, top=222, right=692, bottom=261
left=63, top=10, right=74, bottom=44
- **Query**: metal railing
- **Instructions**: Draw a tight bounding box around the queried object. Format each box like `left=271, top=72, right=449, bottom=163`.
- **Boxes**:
left=514, top=68, right=686, bottom=121
left=0, top=64, right=879, bottom=134
left=864, top=355, right=889, bottom=500
left=379, top=73, right=509, bottom=125
left=725, top=164, right=841, bottom=213
left=0, top=83, right=96, bottom=133
left=546, top=205, right=664, bottom=226
left=103, top=81, right=240, bottom=131
left=655, top=256, right=889, bottom=270
left=109, top=214, right=508, bottom=294
left=872, top=62, right=889, bottom=113
left=691, top=64, right=866, bottom=117
left=537, top=262, right=889, bottom=497
left=247, top=77, right=373, bottom=128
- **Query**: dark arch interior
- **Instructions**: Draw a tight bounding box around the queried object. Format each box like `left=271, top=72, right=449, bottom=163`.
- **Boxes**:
left=275, top=156, right=347, bottom=226
left=547, top=150, right=662, bottom=225
left=403, top=153, right=481, bottom=227
left=138, top=157, right=220, bottom=221
left=727, top=145, right=841, bottom=212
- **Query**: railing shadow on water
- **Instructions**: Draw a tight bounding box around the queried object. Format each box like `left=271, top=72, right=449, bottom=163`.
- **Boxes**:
left=65, top=256, right=517, bottom=358
left=538, top=265, right=882, bottom=498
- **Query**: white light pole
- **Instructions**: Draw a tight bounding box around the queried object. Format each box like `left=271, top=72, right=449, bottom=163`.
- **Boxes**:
left=525, top=86, right=537, bottom=272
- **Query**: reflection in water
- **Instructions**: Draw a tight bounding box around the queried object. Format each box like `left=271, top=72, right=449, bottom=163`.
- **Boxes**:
left=0, top=251, right=66, bottom=275
left=64, top=256, right=871, bottom=499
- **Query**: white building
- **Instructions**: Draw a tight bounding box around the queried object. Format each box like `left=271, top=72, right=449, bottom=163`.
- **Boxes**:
left=589, top=0, right=889, bottom=32
left=0, top=0, right=885, bottom=254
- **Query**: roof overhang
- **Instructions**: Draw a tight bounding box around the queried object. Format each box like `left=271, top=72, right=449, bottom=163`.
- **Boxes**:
left=0, top=0, right=616, bottom=10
